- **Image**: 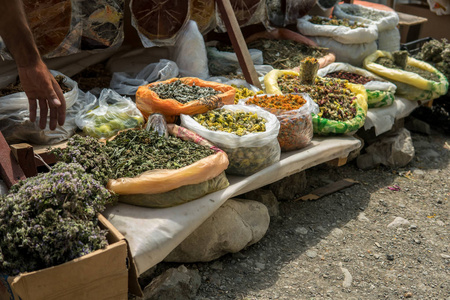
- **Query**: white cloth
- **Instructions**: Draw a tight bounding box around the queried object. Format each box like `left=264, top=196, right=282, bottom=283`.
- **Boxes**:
left=104, top=136, right=361, bottom=275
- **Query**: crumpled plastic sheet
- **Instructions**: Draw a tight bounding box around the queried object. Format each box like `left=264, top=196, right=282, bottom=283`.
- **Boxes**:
left=103, top=135, right=361, bottom=276
left=364, top=97, right=420, bottom=136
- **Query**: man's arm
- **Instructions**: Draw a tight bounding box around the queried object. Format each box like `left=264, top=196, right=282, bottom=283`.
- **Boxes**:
left=0, top=0, right=66, bottom=130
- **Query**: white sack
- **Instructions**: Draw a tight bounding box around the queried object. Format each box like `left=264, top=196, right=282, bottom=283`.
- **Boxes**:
left=296, top=15, right=378, bottom=44
left=308, top=36, right=377, bottom=67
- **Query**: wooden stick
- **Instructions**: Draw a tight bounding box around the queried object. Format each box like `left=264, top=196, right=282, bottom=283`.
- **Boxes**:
left=215, top=0, right=263, bottom=89
left=0, top=132, right=25, bottom=188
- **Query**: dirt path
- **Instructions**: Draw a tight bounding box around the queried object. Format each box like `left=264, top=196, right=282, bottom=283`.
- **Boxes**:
left=192, top=128, right=450, bottom=299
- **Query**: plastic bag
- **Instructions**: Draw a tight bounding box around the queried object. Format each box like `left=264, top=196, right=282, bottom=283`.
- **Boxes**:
left=78, top=0, right=124, bottom=51
left=308, top=36, right=377, bottom=67
left=136, top=77, right=236, bottom=123
left=75, top=89, right=144, bottom=139
left=145, top=113, right=169, bottom=138
left=264, top=69, right=368, bottom=135
left=180, top=104, right=281, bottom=175
left=427, top=0, right=450, bottom=15
left=169, top=21, right=209, bottom=79
left=311, top=83, right=368, bottom=135
left=239, top=94, right=318, bottom=151
left=215, top=0, right=269, bottom=32
left=317, top=62, right=397, bottom=108
left=296, top=15, right=378, bottom=45
left=110, top=59, right=179, bottom=95
left=0, top=71, right=80, bottom=145
left=207, top=47, right=263, bottom=76
left=363, top=50, right=449, bottom=101
left=106, top=124, right=230, bottom=207
left=333, top=4, right=400, bottom=52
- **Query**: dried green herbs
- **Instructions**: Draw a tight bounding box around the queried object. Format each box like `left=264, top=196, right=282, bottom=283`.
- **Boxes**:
left=340, top=5, right=389, bottom=20
left=193, top=109, right=267, bottom=136
left=277, top=75, right=357, bottom=121
left=149, top=79, right=220, bottom=104
left=0, top=162, right=117, bottom=276
left=375, top=56, right=440, bottom=82
left=309, top=15, right=366, bottom=29
left=53, top=129, right=215, bottom=180
left=415, top=38, right=450, bottom=84
left=245, top=39, right=329, bottom=70
left=106, top=129, right=215, bottom=178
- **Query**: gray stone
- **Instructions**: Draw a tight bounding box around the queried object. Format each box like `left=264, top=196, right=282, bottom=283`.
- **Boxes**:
left=357, top=212, right=370, bottom=222
left=142, top=265, right=201, bottom=300
left=164, top=199, right=270, bottom=262
left=357, top=128, right=415, bottom=169
left=295, top=227, right=308, bottom=235
left=331, top=228, right=344, bottom=238
left=440, top=254, right=450, bottom=259
left=266, top=171, right=307, bottom=201
left=241, top=189, right=279, bottom=218
left=306, top=250, right=317, bottom=258
left=387, top=217, right=410, bottom=228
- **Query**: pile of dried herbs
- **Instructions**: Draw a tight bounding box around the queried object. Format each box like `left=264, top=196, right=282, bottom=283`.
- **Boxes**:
left=149, top=79, right=220, bottom=104
left=277, top=75, right=357, bottom=121
left=217, top=40, right=328, bottom=70
left=415, top=38, right=450, bottom=83
left=375, top=54, right=440, bottom=82
left=325, top=71, right=374, bottom=85
left=309, top=16, right=366, bottom=29
left=245, top=39, right=329, bottom=70
left=193, top=109, right=267, bottom=136
left=340, top=5, right=389, bottom=20
left=53, top=129, right=216, bottom=180
left=0, top=162, right=117, bottom=275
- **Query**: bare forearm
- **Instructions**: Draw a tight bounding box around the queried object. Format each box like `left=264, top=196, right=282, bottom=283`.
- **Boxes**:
left=0, top=0, right=40, bottom=67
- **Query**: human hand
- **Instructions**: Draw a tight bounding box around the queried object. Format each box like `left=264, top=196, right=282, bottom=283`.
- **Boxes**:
left=17, top=60, right=66, bottom=130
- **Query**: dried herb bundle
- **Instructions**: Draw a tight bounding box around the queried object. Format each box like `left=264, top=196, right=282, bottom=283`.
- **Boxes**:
left=149, top=79, right=220, bottom=104
left=53, top=129, right=216, bottom=180
left=0, top=163, right=117, bottom=276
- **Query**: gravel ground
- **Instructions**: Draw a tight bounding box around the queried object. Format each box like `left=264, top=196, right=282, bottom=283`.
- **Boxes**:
left=188, top=127, right=450, bottom=300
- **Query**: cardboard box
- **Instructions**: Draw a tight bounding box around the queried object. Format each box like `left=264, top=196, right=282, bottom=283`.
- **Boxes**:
left=395, top=3, right=450, bottom=41
left=0, top=215, right=134, bottom=300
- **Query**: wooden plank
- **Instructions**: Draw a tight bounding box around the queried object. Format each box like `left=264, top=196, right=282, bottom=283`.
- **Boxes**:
left=10, top=143, right=38, bottom=178
left=326, top=156, right=348, bottom=167
left=215, top=0, right=263, bottom=89
left=0, top=132, right=26, bottom=188
left=296, top=178, right=359, bottom=201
